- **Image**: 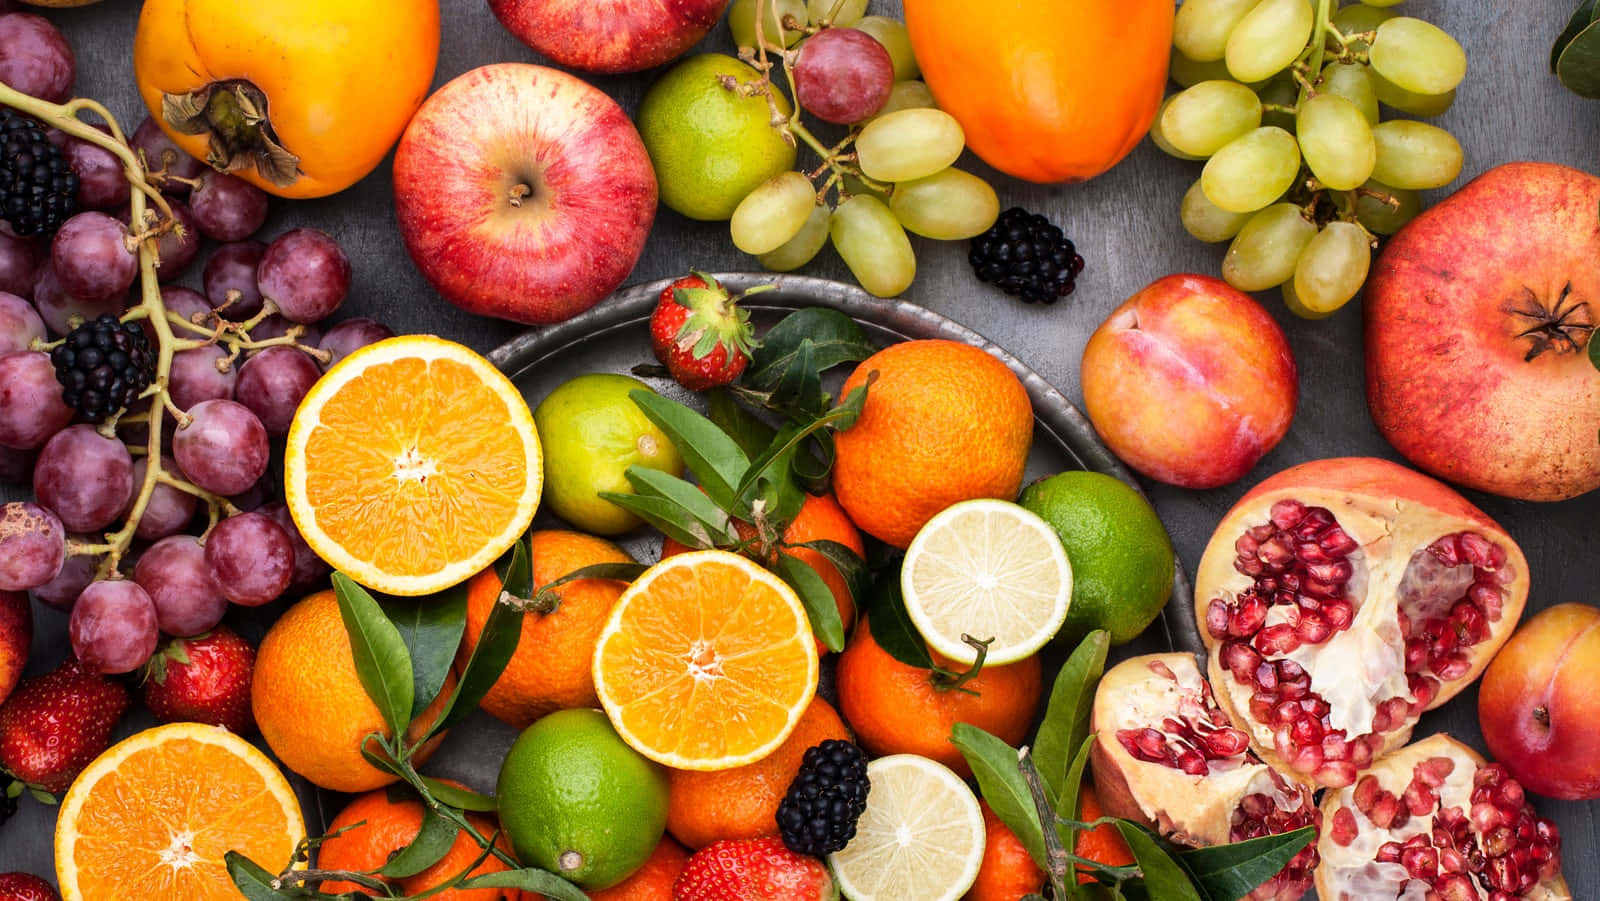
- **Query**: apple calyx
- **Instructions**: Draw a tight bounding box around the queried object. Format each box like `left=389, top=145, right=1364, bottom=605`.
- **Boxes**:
left=1507, top=282, right=1594, bottom=361
left=162, top=80, right=301, bottom=187
left=672, top=274, right=760, bottom=362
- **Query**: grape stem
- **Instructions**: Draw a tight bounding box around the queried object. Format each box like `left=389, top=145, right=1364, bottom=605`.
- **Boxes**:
left=1307, top=0, right=1333, bottom=74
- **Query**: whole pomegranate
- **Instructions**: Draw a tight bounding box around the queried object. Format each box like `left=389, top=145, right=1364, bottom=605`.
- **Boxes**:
left=1195, top=457, right=1528, bottom=789
left=1317, top=734, right=1569, bottom=900
left=1366, top=161, right=1600, bottom=502
left=1090, top=653, right=1319, bottom=901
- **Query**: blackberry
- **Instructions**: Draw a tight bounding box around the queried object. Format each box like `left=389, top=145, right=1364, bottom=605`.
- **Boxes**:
left=0, top=108, right=77, bottom=237
left=776, top=739, right=870, bottom=857
left=969, top=206, right=1086, bottom=304
left=50, top=314, right=156, bottom=424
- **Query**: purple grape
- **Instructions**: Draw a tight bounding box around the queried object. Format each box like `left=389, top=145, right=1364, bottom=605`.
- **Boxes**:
left=319, top=318, right=393, bottom=370
left=205, top=511, right=293, bottom=606
left=201, top=240, right=266, bottom=319
left=793, top=27, right=894, bottom=124
left=0, top=231, right=38, bottom=297
left=0, top=13, right=74, bottom=104
left=62, top=131, right=130, bottom=211
left=234, top=346, right=320, bottom=436
left=228, top=480, right=270, bottom=512
left=0, top=500, right=63, bottom=590
left=69, top=579, right=159, bottom=673
left=31, top=533, right=97, bottom=609
left=189, top=172, right=269, bottom=242
left=261, top=502, right=329, bottom=593
left=152, top=200, right=200, bottom=283
left=52, top=212, right=137, bottom=301
left=32, top=264, right=124, bottom=336
left=33, top=423, right=134, bottom=531
left=0, top=444, right=31, bottom=484
left=247, top=314, right=321, bottom=355
left=133, top=535, right=228, bottom=636
left=172, top=398, right=268, bottom=496
left=126, top=454, right=197, bottom=540
left=0, top=290, right=43, bottom=352
left=257, top=228, right=350, bottom=324
left=169, top=344, right=237, bottom=412
left=0, top=350, right=71, bottom=449
left=161, top=284, right=213, bottom=329
left=131, top=117, right=204, bottom=195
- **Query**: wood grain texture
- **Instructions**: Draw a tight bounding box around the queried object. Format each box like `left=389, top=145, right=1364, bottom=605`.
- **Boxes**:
left=3, top=1, right=1596, bottom=895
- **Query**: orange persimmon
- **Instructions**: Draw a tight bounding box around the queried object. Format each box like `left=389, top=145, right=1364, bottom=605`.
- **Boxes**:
left=902, top=0, right=1173, bottom=184
left=132, top=0, right=441, bottom=199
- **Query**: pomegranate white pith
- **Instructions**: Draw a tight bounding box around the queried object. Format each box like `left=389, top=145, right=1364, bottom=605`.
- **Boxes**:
left=1317, top=734, right=1570, bottom=901
left=1090, top=653, right=1319, bottom=901
left=1195, top=458, right=1529, bottom=789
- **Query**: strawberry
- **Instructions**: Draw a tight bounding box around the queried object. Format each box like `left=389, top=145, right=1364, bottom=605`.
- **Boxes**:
left=142, top=626, right=256, bottom=736
left=0, top=872, right=61, bottom=901
left=0, top=658, right=128, bottom=794
left=673, top=836, right=837, bottom=901
left=649, top=272, right=760, bottom=391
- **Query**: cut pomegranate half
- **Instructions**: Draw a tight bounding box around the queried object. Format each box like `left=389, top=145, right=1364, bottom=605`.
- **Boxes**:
left=1194, top=458, right=1529, bottom=789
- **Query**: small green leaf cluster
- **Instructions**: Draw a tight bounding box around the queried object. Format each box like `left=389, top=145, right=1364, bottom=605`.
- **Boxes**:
left=1554, top=1, right=1600, bottom=98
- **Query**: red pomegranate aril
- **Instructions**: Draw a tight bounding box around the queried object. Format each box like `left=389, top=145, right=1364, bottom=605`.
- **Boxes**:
left=1234, top=593, right=1267, bottom=634
left=1248, top=523, right=1275, bottom=542
left=1403, top=779, right=1438, bottom=816
left=1206, top=599, right=1230, bottom=638
left=1272, top=700, right=1300, bottom=727
left=1322, top=734, right=1351, bottom=761
left=1295, top=541, right=1333, bottom=565
left=1370, top=793, right=1401, bottom=828
left=1330, top=807, right=1358, bottom=846
left=1433, top=654, right=1472, bottom=680
left=1376, top=840, right=1403, bottom=863
left=1351, top=738, right=1375, bottom=768
left=1409, top=674, right=1439, bottom=707
left=1176, top=748, right=1208, bottom=775
left=1268, top=499, right=1306, bottom=529
left=1255, top=623, right=1301, bottom=654
left=1400, top=845, right=1439, bottom=880
left=1415, top=756, right=1456, bottom=787
left=1323, top=599, right=1354, bottom=629
left=1468, top=581, right=1503, bottom=618
left=1258, top=536, right=1294, bottom=568
left=1293, top=506, right=1335, bottom=539
left=1223, top=640, right=1262, bottom=681
left=1435, top=874, right=1476, bottom=901
left=1290, top=743, right=1324, bottom=775
left=1457, top=531, right=1496, bottom=568
left=1316, top=760, right=1358, bottom=786
left=1353, top=774, right=1380, bottom=811
left=1496, top=780, right=1524, bottom=810
left=1253, top=661, right=1278, bottom=691
left=1305, top=560, right=1352, bottom=583
left=1405, top=638, right=1430, bottom=670
left=1429, top=536, right=1462, bottom=566
left=1250, top=692, right=1275, bottom=722
left=1304, top=697, right=1331, bottom=718
left=1484, top=825, right=1514, bottom=857
left=1439, top=847, right=1467, bottom=874
left=1471, top=800, right=1503, bottom=832
left=1318, top=527, right=1359, bottom=556
left=1290, top=716, right=1323, bottom=745
left=1295, top=612, right=1331, bottom=643
left=1203, top=728, right=1250, bottom=757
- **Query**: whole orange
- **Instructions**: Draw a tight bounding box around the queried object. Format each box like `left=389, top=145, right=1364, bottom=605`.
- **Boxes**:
left=1074, top=784, right=1134, bottom=882
left=831, top=340, right=1033, bottom=548
left=836, top=617, right=1040, bottom=778
left=967, top=801, right=1044, bottom=901
left=317, top=785, right=525, bottom=899
left=587, top=834, right=692, bottom=900
left=460, top=530, right=634, bottom=729
left=660, top=492, right=864, bottom=649
left=665, top=697, right=851, bottom=850
left=252, top=590, right=451, bottom=792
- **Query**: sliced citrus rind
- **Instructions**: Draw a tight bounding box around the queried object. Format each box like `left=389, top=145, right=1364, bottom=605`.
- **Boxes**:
left=828, top=753, right=986, bottom=901
left=901, top=498, right=1073, bottom=665
left=55, top=722, right=305, bottom=901
left=592, top=549, right=819, bottom=771
left=284, top=335, right=542, bottom=596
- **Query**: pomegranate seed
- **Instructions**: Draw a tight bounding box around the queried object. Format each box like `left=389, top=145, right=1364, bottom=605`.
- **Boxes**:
left=1351, top=737, right=1375, bottom=768
left=1405, top=638, right=1429, bottom=670
left=1434, top=654, right=1472, bottom=680
left=1415, top=756, right=1456, bottom=787
left=1254, top=662, right=1278, bottom=691
left=1236, top=532, right=1261, bottom=555
left=1295, top=613, right=1331, bottom=643
left=1486, top=854, right=1518, bottom=890
left=1273, top=700, right=1301, bottom=726
left=1295, top=541, right=1332, bottom=565
left=1429, top=627, right=1460, bottom=656
left=1322, top=734, right=1351, bottom=761
left=1439, top=847, right=1467, bottom=874
left=1410, top=675, right=1440, bottom=708
left=1250, top=692, right=1275, bottom=722
left=1316, top=760, right=1357, bottom=786
left=1428, top=535, right=1462, bottom=566
left=1318, top=527, right=1359, bottom=556
left=1434, top=874, right=1477, bottom=901
left=1257, top=536, right=1294, bottom=568
left=1295, top=507, right=1335, bottom=538
left=1471, top=800, right=1504, bottom=832
left=1234, top=593, right=1268, bottom=635
left=1147, top=659, right=1177, bottom=681
left=1203, top=728, right=1250, bottom=757
left=1535, top=818, right=1559, bottom=846
left=1353, top=775, right=1380, bottom=812
left=1486, top=542, right=1508, bottom=570
left=1175, top=748, right=1208, bottom=775
left=1484, top=826, right=1515, bottom=857
left=1236, top=557, right=1264, bottom=577
left=1330, top=807, right=1358, bottom=846
left=1277, top=572, right=1300, bottom=592
left=1468, top=580, right=1502, bottom=614
left=1278, top=658, right=1305, bottom=679
left=1304, top=697, right=1331, bottom=718
left=1255, top=624, right=1301, bottom=655
left=1376, top=841, right=1403, bottom=863
left=1289, top=743, right=1323, bottom=774
left=1400, top=845, right=1439, bottom=880
left=1369, top=793, right=1400, bottom=828
left=1269, top=499, right=1307, bottom=529
left=1277, top=678, right=1309, bottom=701
left=1404, top=778, right=1438, bottom=816
left=1321, top=600, right=1353, bottom=631
left=1241, top=792, right=1274, bottom=819
left=1222, top=641, right=1262, bottom=684
left=1458, top=532, right=1497, bottom=568
left=1248, top=524, right=1275, bottom=542
left=1290, top=716, right=1324, bottom=745
left=1302, top=578, right=1343, bottom=600
left=1205, top=600, right=1231, bottom=638
left=1279, top=600, right=1304, bottom=623
left=1372, top=706, right=1394, bottom=733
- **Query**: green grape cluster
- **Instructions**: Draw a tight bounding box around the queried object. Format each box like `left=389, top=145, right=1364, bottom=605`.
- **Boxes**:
left=726, top=0, right=1001, bottom=297
left=1161, top=0, right=1467, bottom=318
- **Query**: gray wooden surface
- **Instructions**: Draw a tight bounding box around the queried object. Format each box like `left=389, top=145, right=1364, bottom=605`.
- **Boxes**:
left=3, top=0, right=1596, bottom=896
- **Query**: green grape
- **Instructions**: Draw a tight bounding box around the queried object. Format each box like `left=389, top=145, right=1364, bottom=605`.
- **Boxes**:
left=1180, top=178, right=1253, bottom=243
left=1149, top=96, right=1206, bottom=161
left=855, top=16, right=919, bottom=81
left=1226, top=0, right=1314, bottom=84
left=830, top=195, right=915, bottom=297
left=730, top=171, right=818, bottom=255
left=1281, top=279, right=1336, bottom=320
left=1175, top=0, right=1262, bottom=62
left=855, top=108, right=965, bottom=182
left=1370, top=18, right=1466, bottom=96
left=1169, top=49, right=1237, bottom=88
left=1316, top=62, right=1379, bottom=124
left=730, top=0, right=806, bottom=48
left=1370, top=120, right=1463, bottom=190
left=1361, top=0, right=1406, bottom=9
left=1161, top=80, right=1263, bottom=158
left=1371, top=69, right=1455, bottom=117
left=872, top=80, right=935, bottom=119
left=1331, top=4, right=1396, bottom=53
left=888, top=167, right=999, bottom=240
left=1201, top=126, right=1301, bottom=214
left=1353, top=178, right=1421, bottom=235
left=1222, top=203, right=1317, bottom=291
left=1256, top=73, right=1299, bottom=131
left=807, top=0, right=867, bottom=27
left=1293, top=221, right=1372, bottom=315
left=1296, top=93, right=1375, bottom=191
left=759, top=203, right=832, bottom=272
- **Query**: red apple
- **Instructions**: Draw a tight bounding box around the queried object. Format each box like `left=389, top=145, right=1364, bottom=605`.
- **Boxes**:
left=1080, top=273, right=1298, bottom=489
left=0, top=590, right=29, bottom=706
left=392, top=63, right=658, bottom=326
left=1479, top=602, right=1600, bottom=800
left=488, top=0, right=731, bottom=75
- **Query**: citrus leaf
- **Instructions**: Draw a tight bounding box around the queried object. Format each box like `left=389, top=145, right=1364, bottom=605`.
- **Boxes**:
left=734, top=402, right=866, bottom=506
left=458, top=868, right=589, bottom=901
left=1116, top=822, right=1204, bottom=901
left=1056, top=736, right=1096, bottom=878
left=377, top=584, right=467, bottom=721
left=863, top=572, right=933, bottom=669
left=1557, top=19, right=1600, bottom=97
left=421, top=776, right=499, bottom=813
left=745, top=308, right=875, bottom=391
left=539, top=562, right=648, bottom=590
left=380, top=808, right=460, bottom=878
left=1176, top=827, right=1316, bottom=901
left=832, top=378, right=872, bottom=431
left=332, top=572, right=414, bottom=739
left=1033, top=631, right=1110, bottom=800
left=426, top=541, right=529, bottom=739
left=788, top=538, right=869, bottom=613
left=628, top=389, right=750, bottom=512
left=1553, top=0, right=1600, bottom=70
left=225, top=851, right=309, bottom=900
left=773, top=338, right=826, bottom=417
left=621, top=465, right=738, bottom=544
left=707, top=387, right=777, bottom=459
left=952, top=723, right=1048, bottom=870
left=600, top=492, right=721, bottom=549
left=775, top=551, right=846, bottom=652
left=357, top=735, right=406, bottom=780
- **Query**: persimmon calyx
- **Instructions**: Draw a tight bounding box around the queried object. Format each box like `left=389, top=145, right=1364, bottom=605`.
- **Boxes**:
left=162, top=79, right=301, bottom=188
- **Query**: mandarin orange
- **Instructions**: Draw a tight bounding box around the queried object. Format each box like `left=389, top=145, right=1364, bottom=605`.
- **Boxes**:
left=967, top=801, right=1045, bottom=901
left=1074, top=784, right=1135, bottom=882
left=586, top=835, right=691, bottom=901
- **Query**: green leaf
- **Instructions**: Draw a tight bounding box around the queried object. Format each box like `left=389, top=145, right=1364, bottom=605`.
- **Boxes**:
left=225, top=852, right=302, bottom=900
left=357, top=734, right=406, bottom=780
left=380, top=808, right=461, bottom=878
left=458, top=868, right=590, bottom=901
left=601, top=492, right=724, bottom=549
left=539, top=562, right=648, bottom=590
left=1589, top=319, right=1600, bottom=371
left=707, top=387, right=777, bottom=459
left=1033, top=631, right=1110, bottom=799
left=332, top=572, right=414, bottom=739
left=622, top=466, right=737, bottom=544
left=1177, top=827, right=1316, bottom=901
left=832, top=379, right=871, bottom=431
left=733, top=401, right=866, bottom=507
left=1057, top=736, right=1096, bottom=877
left=788, top=538, right=869, bottom=613
left=1116, top=822, right=1204, bottom=901
left=745, top=308, right=875, bottom=391
left=421, top=776, right=499, bottom=813
left=377, top=584, right=468, bottom=721
left=628, top=389, right=750, bottom=512
left=1557, top=19, right=1600, bottom=97
left=863, top=572, right=933, bottom=669
left=1554, top=0, right=1600, bottom=70
left=950, top=723, right=1048, bottom=870
left=427, top=541, right=529, bottom=739
left=773, top=338, right=826, bottom=417
left=775, top=551, right=846, bottom=652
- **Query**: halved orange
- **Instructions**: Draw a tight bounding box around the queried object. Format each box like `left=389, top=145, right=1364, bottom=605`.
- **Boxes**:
left=592, top=549, right=819, bottom=771
left=55, top=722, right=305, bottom=901
left=285, top=336, right=542, bottom=595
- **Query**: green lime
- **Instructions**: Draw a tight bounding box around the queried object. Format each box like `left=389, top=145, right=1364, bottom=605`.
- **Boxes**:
left=636, top=53, right=798, bottom=221
left=1018, top=471, right=1175, bottom=646
left=532, top=373, right=684, bottom=535
left=496, top=708, right=670, bottom=890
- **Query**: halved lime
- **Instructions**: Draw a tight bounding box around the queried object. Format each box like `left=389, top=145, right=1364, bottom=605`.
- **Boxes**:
left=828, top=754, right=986, bottom=901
